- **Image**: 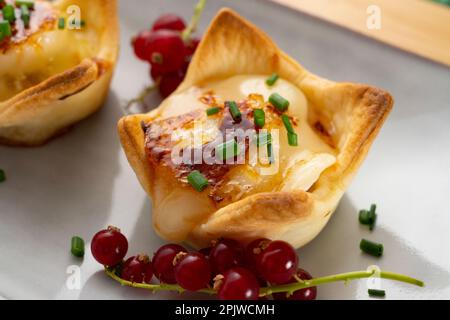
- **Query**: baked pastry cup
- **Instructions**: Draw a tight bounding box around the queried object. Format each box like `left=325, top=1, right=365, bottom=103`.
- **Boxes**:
left=0, top=0, right=119, bottom=146
left=118, top=9, right=393, bottom=248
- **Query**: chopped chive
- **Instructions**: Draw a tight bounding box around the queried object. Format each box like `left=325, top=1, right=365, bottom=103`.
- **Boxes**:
left=216, top=140, right=240, bottom=160
left=269, top=93, right=289, bottom=112
left=267, top=143, right=275, bottom=164
left=0, top=21, right=12, bottom=38
left=369, top=204, right=377, bottom=231
left=226, top=101, right=241, bottom=123
left=368, top=289, right=386, bottom=297
left=0, top=169, right=5, bottom=183
left=15, top=0, right=34, bottom=9
left=253, top=108, right=265, bottom=128
left=359, top=210, right=370, bottom=224
left=187, top=170, right=209, bottom=192
left=206, top=106, right=220, bottom=116
left=281, top=114, right=295, bottom=133
left=2, top=5, right=16, bottom=23
left=283, top=115, right=298, bottom=147
left=256, top=132, right=272, bottom=147
left=288, top=132, right=298, bottom=146
left=73, top=19, right=85, bottom=29
left=266, top=73, right=279, bottom=86
left=360, top=239, right=383, bottom=257
left=359, top=204, right=377, bottom=230
left=71, top=236, right=85, bottom=258
left=20, top=5, right=30, bottom=28
left=58, top=17, right=65, bottom=30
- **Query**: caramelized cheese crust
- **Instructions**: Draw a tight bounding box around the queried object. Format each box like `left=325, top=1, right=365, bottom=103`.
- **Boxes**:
left=0, top=1, right=56, bottom=52
left=144, top=98, right=260, bottom=202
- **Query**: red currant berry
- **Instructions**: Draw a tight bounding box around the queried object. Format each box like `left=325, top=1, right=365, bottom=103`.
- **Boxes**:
left=255, top=240, right=298, bottom=284
left=144, top=30, right=186, bottom=74
left=209, top=238, right=245, bottom=275
left=132, top=30, right=153, bottom=61
left=244, top=238, right=271, bottom=273
left=182, top=60, right=190, bottom=73
left=199, top=247, right=211, bottom=258
left=174, top=252, right=211, bottom=291
left=121, top=254, right=153, bottom=284
left=185, top=37, right=201, bottom=57
left=152, top=244, right=186, bottom=284
left=152, top=14, right=186, bottom=32
left=159, top=70, right=185, bottom=98
left=216, top=267, right=260, bottom=300
left=91, top=226, right=128, bottom=266
left=273, top=268, right=317, bottom=300
left=150, top=64, right=165, bottom=81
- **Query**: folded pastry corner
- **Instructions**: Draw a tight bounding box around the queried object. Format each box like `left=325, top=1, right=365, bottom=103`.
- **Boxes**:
left=0, top=0, right=119, bottom=146
left=118, top=8, right=393, bottom=249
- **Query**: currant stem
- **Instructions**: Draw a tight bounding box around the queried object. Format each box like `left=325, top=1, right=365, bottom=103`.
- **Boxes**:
left=124, top=83, right=158, bottom=114
left=105, top=268, right=215, bottom=295
left=105, top=268, right=424, bottom=297
left=181, top=0, right=207, bottom=42
left=260, top=270, right=424, bottom=296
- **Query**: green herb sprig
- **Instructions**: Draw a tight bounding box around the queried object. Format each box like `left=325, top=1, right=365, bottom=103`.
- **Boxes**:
left=105, top=267, right=423, bottom=297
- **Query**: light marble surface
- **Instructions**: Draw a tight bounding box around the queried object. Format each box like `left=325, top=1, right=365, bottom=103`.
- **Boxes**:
left=0, top=0, right=449, bottom=299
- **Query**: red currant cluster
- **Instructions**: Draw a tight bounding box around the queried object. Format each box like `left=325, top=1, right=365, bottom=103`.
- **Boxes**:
left=90, top=226, right=317, bottom=300
left=132, top=14, right=201, bottom=98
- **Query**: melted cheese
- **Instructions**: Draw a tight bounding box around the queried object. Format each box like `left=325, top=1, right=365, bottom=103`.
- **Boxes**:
left=157, top=75, right=337, bottom=203
left=0, top=2, right=99, bottom=102
left=150, top=75, right=338, bottom=240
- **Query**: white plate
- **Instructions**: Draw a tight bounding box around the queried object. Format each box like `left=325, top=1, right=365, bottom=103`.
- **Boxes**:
left=1, top=0, right=449, bottom=300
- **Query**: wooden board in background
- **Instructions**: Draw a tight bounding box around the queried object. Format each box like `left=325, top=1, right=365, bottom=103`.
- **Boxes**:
left=272, top=0, right=450, bottom=67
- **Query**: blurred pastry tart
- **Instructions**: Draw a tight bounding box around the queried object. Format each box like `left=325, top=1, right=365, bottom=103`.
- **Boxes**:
left=118, top=9, right=393, bottom=248
left=0, top=0, right=118, bottom=146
